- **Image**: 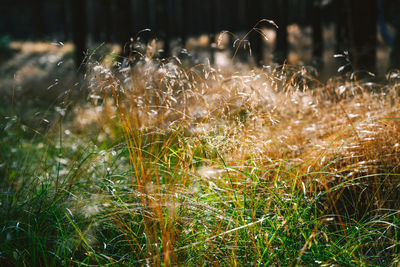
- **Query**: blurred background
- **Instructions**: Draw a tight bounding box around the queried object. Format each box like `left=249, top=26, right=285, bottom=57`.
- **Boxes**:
left=0, top=0, right=399, bottom=114
left=1, top=0, right=400, bottom=73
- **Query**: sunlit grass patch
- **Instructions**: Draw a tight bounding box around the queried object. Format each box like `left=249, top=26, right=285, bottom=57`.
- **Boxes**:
left=1, top=41, right=400, bottom=265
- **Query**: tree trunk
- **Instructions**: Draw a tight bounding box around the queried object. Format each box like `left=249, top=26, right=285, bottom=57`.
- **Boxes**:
left=114, top=0, right=133, bottom=57
left=346, top=0, right=378, bottom=73
left=86, top=0, right=95, bottom=44
left=389, top=1, right=400, bottom=69
left=334, top=0, right=349, bottom=53
left=70, top=0, right=87, bottom=70
left=274, top=0, right=289, bottom=64
left=246, top=0, right=263, bottom=65
left=181, top=0, right=191, bottom=44
left=32, top=0, right=45, bottom=40
left=312, top=0, right=323, bottom=68
left=60, top=0, right=70, bottom=41
left=102, top=0, right=113, bottom=42
left=156, top=0, right=170, bottom=57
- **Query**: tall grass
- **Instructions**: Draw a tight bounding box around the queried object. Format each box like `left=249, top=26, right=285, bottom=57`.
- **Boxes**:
left=1, top=40, right=400, bottom=266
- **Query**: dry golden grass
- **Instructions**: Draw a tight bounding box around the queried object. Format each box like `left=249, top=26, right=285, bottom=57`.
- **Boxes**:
left=85, top=51, right=400, bottom=219
left=3, top=40, right=400, bottom=265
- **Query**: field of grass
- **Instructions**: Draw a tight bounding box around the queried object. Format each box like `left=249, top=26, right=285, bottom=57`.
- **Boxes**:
left=1, top=41, right=400, bottom=266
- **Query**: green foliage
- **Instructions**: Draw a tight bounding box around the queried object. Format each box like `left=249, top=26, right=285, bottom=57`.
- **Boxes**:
left=2, top=116, right=397, bottom=265
left=0, top=35, right=11, bottom=48
left=0, top=35, right=16, bottom=63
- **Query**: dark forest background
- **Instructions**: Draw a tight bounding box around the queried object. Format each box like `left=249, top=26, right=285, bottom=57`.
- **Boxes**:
left=1, top=0, right=400, bottom=73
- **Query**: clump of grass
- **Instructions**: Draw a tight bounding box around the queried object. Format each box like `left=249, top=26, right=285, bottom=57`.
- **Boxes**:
left=79, top=39, right=400, bottom=265
left=1, top=39, right=400, bottom=266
